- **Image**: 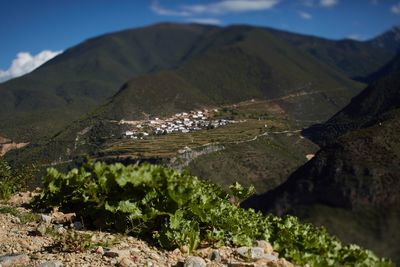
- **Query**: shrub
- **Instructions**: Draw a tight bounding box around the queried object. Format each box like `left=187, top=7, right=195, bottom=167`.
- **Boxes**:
left=0, top=157, right=37, bottom=200
left=32, top=161, right=393, bottom=266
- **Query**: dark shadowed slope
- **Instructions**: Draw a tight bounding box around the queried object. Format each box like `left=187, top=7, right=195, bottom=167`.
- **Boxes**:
left=242, top=72, right=400, bottom=264
left=303, top=55, right=400, bottom=146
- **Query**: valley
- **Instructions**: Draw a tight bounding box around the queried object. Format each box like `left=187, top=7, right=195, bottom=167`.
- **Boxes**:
left=1, top=19, right=400, bottom=266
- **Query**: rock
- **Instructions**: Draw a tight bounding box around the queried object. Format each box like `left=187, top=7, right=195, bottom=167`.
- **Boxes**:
left=228, top=263, right=256, bottom=267
left=104, top=251, right=119, bottom=258
left=184, top=256, right=206, bottom=267
left=73, top=221, right=83, bottom=230
left=95, top=246, right=104, bottom=255
left=266, top=258, right=294, bottom=267
left=51, top=210, right=76, bottom=224
left=41, top=214, right=52, bottom=224
left=53, top=224, right=65, bottom=234
left=35, top=223, right=47, bottom=236
left=263, top=253, right=278, bottom=262
left=236, top=247, right=264, bottom=260
left=206, top=262, right=225, bottom=267
left=253, top=241, right=274, bottom=254
left=118, top=257, right=137, bottom=267
left=208, top=250, right=221, bottom=262
left=0, top=254, right=30, bottom=267
left=38, top=260, right=64, bottom=267
left=10, top=216, right=21, bottom=224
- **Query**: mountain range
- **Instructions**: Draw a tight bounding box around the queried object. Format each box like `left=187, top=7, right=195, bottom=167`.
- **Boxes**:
left=242, top=57, right=400, bottom=263
left=1, top=23, right=399, bottom=144
left=1, top=22, right=400, bottom=264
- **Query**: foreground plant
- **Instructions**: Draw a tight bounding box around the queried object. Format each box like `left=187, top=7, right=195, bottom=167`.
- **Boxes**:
left=0, top=157, right=38, bottom=200
left=32, top=161, right=392, bottom=267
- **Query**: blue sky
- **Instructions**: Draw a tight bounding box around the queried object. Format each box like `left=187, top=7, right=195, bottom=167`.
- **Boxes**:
left=0, top=0, right=399, bottom=81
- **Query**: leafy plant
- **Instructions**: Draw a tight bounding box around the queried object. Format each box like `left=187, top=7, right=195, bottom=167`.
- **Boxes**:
left=32, top=161, right=393, bottom=266
left=0, top=157, right=38, bottom=200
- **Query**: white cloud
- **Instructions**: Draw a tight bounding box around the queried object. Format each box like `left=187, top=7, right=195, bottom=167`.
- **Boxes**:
left=391, top=3, right=400, bottom=14
left=151, top=0, right=191, bottom=16
left=298, top=11, right=312, bottom=19
left=320, top=0, right=338, bottom=7
left=188, top=18, right=222, bottom=25
left=0, top=50, right=62, bottom=83
left=151, top=0, right=281, bottom=16
left=346, top=34, right=364, bottom=41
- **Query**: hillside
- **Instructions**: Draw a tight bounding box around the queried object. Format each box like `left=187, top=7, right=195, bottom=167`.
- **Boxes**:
left=0, top=23, right=217, bottom=141
left=303, top=57, right=400, bottom=146
left=271, top=26, right=398, bottom=80
left=1, top=23, right=398, bottom=145
left=242, top=73, right=400, bottom=264
left=4, top=26, right=362, bottom=192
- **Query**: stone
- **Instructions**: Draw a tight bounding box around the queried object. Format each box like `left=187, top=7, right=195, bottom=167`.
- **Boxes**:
left=0, top=254, right=30, bottom=267
left=208, top=250, right=221, bottom=262
left=104, top=251, right=119, bottom=258
left=253, top=241, right=274, bottom=254
left=184, top=256, right=206, bottom=267
left=236, top=247, right=264, bottom=260
left=118, top=257, right=137, bottom=267
left=41, top=214, right=52, bottom=224
left=95, top=246, right=104, bottom=255
left=266, top=258, right=294, bottom=267
left=51, top=210, right=76, bottom=224
left=228, top=263, right=256, bottom=267
left=35, top=223, right=47, bottom=236
left=53, top=224, right=66, bottom=234
left=38, top=260, right=64, bottom=267
left=10, top=216, right=21, bottom=224
left=73, top=221, right=84, bottom=230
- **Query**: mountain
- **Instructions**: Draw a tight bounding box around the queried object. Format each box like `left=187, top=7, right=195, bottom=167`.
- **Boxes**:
left=303, top=55, right=400, bottom=146
left=367, top=26, right=400, bottom=53
left=1, top=23, right=398, bottom=145
left=4, top=25, right=359, bottom=193
left=0, top=23, right=217, bottom=141
left=242, top=72, right=400, bottom=264
left=271, top=27, right=398, bottom=80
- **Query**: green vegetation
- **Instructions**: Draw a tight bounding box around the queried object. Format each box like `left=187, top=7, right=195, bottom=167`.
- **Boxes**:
left=0, top=157, right=37, bottom=200
left=1, top=23, right=371, bottom=144
left=32, top=161, right=392, bottom=266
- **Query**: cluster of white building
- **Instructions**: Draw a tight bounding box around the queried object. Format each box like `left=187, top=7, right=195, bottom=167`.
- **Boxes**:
left=120, top=109, right=233, bottom=139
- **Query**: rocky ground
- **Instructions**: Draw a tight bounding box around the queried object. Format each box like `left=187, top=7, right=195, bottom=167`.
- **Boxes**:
left=0, top=192, right=298, bottom=267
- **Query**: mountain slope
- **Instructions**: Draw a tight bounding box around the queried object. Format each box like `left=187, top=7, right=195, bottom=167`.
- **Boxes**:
left=100, top=26, right=363, bottom=123
left=4, top=26, right=362, bottom=188
left=303, top=55, right=400, bottom=146
left=271, top=27, right=397, bottom=80
left=1, top=23, right=397, bottom=144
left=242, top=73, right=400, bottom=264
left=0, top=23, right=217, bottom=141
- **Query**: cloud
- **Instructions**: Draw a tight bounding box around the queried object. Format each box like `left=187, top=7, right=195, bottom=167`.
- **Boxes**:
left=391, top=3, right=400, bottom=14
left=188, top=18, right=222, bottom=25
left=151, top=0, right=281, bottom=16
left=300, top=0, right=338, bottom=8
left=319, top=0, right=338, bottom=7
left=298, top=11, right=312, bottom=19
left=346, top=34, right=364, bottom=41
left=0, top=50, right=62, bottom=83
left=151, top=0, right=190, bottom=16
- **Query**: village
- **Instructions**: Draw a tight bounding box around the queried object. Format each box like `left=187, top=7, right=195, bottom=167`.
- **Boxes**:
left=119, top=109, right=235, bottom=139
